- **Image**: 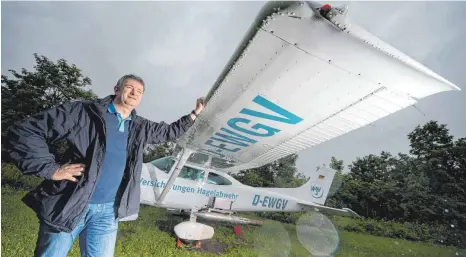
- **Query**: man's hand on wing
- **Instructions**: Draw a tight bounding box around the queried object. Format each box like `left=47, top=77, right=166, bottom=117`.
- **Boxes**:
left=195, top=97, right=204, bottom=114
left=51, top=163, right=86, bottom=182
left=190, top=97, right=205, bottom=120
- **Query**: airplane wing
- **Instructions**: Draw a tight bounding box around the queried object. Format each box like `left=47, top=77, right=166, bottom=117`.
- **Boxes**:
left=175, top=1, right=460, bottom=173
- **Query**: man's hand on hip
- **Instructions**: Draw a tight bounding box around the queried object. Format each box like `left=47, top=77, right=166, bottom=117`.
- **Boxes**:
left=51, top=163, right=85, bottom=182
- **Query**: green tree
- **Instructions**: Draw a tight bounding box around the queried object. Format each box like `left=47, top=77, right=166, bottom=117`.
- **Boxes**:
left=408, top=121, right=454, bottom=159
left=143, top=142, right=176, bottom=163
left=238, top=172, right=263, bottom=187
left=328, top=120, right=465, bottom=230
left=289, top=171, right=308, bottom=188
left=329, top=156, right=344, bottom=172
left=231, top=164, right=273, bottom=187
left=348, top=151, right=395, bottom=183
left=407, top=121, right=465, bottom=229
left=231, top=154, right=302, bottom=188
left=326, top=157, right=346, bottom=207
left=273, top=154, right=299, bottom=187
left=1, top=53, right=97, bottom=162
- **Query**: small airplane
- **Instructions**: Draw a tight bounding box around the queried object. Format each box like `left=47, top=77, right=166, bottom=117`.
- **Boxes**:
left=138, top=0, right=460, bottom=249
left=140, top=154, right=356, bottom=246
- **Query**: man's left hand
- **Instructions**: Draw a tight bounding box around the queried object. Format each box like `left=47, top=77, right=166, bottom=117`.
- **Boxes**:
left=190, top=97, right=205, bottom=121
left=195, top=97, right=204, bottom=114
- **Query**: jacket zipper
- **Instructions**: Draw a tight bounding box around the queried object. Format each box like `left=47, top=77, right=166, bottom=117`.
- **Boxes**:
left=118, top=118, right=135, bottom=218
left=72, top=103, right=107, bottom=228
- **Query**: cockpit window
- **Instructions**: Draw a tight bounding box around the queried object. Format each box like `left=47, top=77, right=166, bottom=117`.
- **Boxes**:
left=151, top=157, right=175, bottom=173
left=151, top=157, right=205, bottom=182
left=207, top=172, right=232, bottom=185
left=178, top=166, right=205, bottom=182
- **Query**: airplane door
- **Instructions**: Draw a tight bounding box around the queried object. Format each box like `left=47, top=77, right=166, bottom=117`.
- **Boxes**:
left=162, top=165, right=210, bottom=209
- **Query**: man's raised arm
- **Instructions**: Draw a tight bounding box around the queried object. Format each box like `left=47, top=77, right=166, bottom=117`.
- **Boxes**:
left=145, top=97, right=204, bottom=144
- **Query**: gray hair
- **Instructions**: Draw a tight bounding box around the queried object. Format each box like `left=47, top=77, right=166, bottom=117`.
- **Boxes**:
left=115, top=74, right=145, bottom=91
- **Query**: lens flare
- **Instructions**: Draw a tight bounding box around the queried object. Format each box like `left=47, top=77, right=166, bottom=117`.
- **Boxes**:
left=296, top=212, right=340, bottom=256
left=252, top=220, right=291, bottom=257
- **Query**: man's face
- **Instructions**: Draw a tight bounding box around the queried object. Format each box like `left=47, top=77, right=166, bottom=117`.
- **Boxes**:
left=114, top=79, right=144, bottom=108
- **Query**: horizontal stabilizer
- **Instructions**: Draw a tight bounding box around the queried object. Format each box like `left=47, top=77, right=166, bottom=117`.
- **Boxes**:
left=298, top=201, right=360, bottom=218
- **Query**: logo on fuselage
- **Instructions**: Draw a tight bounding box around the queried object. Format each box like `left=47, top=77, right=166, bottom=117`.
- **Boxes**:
left=311, top=182, right=324, bottom=199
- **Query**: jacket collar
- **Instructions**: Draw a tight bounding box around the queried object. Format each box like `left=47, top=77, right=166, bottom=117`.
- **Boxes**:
left=92, top=94, right=138, bottom=119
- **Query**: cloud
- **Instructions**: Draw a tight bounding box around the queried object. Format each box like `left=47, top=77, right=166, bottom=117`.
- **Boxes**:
left=145, top=28, right=214, bottom=68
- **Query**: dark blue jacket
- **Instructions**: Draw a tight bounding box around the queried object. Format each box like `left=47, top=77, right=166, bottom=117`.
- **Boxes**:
left=5, top=95, right=194, bottom=232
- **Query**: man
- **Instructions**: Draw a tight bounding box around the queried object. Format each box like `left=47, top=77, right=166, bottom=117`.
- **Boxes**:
left=5, top=74, right=204, bottom=257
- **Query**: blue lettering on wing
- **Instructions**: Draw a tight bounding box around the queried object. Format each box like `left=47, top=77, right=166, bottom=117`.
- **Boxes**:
left=228, top=118, right=280, bottom=137
left=205, top=140, right=241, bottom=152
left=240, top=95, right=304, bottom=125
left=251, top=194, right=289, bottom=210
left=199, top=149, right=226, bottom=159
left=203, top=95, right=303, bottom=156
left=209, top=128, right=257, bottom=147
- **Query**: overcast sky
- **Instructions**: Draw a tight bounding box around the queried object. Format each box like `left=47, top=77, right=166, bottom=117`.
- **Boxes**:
left=2, top=1, right=466, bottom=176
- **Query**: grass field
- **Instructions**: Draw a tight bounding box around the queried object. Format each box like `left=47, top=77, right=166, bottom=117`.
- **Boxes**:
left=2, top=187, right=465, bottom=257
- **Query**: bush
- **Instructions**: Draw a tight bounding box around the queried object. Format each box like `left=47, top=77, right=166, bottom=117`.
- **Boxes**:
left=1, top=163, right=42, bottom=190
left=259, top=213, right=466, bottom=248
left=330, top=216, right=465, bottom=248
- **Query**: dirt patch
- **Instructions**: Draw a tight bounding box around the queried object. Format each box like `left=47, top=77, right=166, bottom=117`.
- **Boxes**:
left=184, top=240, right=229, bottom=254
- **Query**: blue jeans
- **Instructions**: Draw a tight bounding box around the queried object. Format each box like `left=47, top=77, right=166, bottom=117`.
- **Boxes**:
left=34, top=202, right=119, bottom=257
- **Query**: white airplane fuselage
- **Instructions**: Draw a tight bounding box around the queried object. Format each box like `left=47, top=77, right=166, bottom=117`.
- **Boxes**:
left=139, top=156, right=325, bottom=213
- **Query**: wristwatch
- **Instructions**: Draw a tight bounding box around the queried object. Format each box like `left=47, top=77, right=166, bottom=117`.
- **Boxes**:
left=190, top=110, right=198, bottom=117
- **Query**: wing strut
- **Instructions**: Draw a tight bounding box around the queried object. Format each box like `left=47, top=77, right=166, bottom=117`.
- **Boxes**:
left=156, top=147, right=193, bottom=204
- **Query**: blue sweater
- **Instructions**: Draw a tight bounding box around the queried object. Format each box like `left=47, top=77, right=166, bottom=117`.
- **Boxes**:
left=90, top=103, right=131, bottom=204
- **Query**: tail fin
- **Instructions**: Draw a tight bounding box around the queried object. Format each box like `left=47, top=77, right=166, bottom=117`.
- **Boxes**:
left=298, top=167, right=337, bottom=205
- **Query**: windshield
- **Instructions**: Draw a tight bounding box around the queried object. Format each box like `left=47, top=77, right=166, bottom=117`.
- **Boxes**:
left=151, top=156, right=175, bottom=173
